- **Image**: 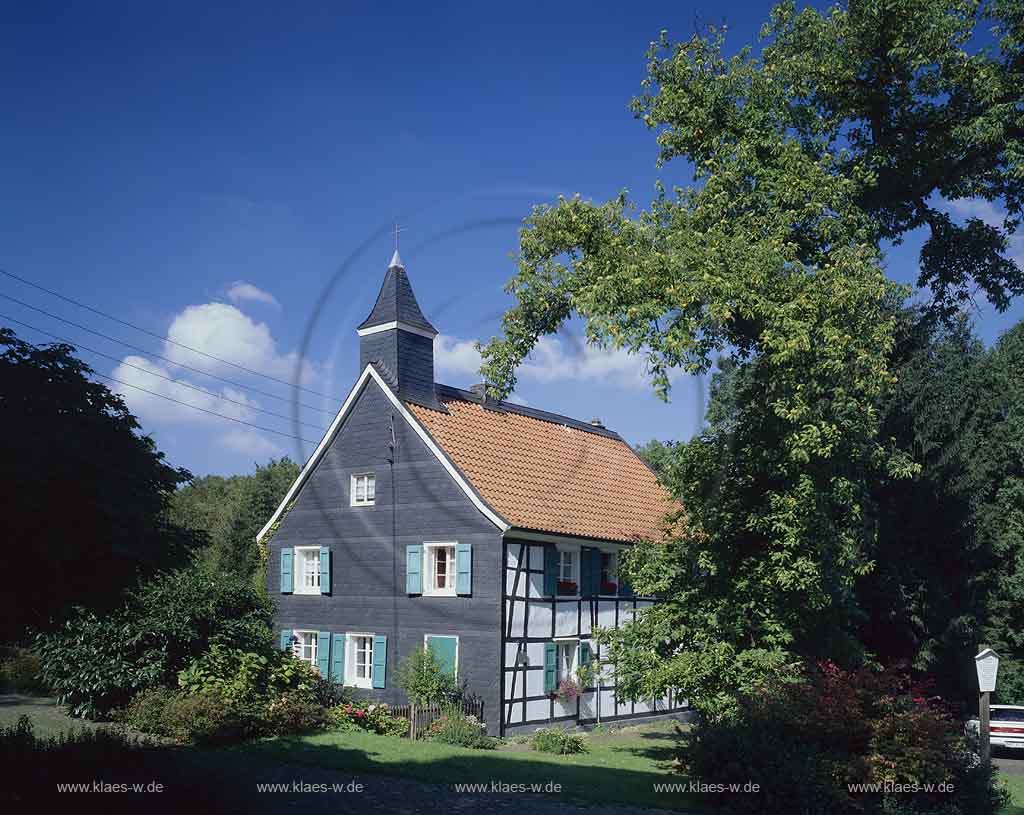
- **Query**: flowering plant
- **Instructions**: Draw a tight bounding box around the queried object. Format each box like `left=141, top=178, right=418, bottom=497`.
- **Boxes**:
left=327, top=701, right=408, bottom=736
left=557, top=580, right=578, bottom=595
left=555, top=678, right=582, bottom=703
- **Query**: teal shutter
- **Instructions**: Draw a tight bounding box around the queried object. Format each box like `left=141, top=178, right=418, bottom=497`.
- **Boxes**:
left=543, top=642, right=557, bottom=692
left=581, top=548, right=598, bottom=597
left=280, top=628, right=293, bottom=652
left=319, top=546, right=331, bottom=594
left=620, top=574, right=634, bottom=597
left=426, top=636, right=458, bottom=677
left=372, top=634, right=387, bottom=689
left=543, top=545, right=558, bottom=596
left=591, top=549, right=603, bottom=596
left=455, top=543, right=471, bottom=595
left=579, top=641, right=592, bottom=684
left=280, top=547, right=293, bottom=593
left=331, top=633, right=346, bottom=682
left=317, top=631, right=331, bottom=676
left=406, top=544, right=422, bottom=594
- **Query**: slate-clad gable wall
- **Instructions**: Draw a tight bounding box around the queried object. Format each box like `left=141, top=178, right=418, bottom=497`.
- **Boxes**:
left=269, top=378, right=502, bottom=731
left=358, top=330, right=437, bottom=408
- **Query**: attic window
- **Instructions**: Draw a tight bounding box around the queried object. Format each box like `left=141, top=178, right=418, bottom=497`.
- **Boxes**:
left=351, top=473, right=376, bottom=506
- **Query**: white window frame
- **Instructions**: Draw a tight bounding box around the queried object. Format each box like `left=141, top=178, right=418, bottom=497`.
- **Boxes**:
left=293, top=546, right=321, bottom=595
left=423, top=541, right=457, bottom=597
left=291, top=629, right=318, bottom=668
left=556, top=544, right=579, bottom=592
left=554, top=639, right=578, bottom=683
left=600, top=550, right=618, bottom=592
left=350, top=473, right=376, bottom=506
left=346, top=632, right=375, bottom=689
left=423, top=634, right=459, bottom=679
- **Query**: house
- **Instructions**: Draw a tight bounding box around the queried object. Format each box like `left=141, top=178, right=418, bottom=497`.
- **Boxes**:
left=257, top=250, right=687, bottom=734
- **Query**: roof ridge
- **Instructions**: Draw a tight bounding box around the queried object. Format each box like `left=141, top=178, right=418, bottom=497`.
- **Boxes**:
left=433, top=383, right=624, bottom=440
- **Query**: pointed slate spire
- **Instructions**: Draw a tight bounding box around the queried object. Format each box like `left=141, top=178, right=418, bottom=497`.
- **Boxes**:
left=357, top=253, right=441, bottom=409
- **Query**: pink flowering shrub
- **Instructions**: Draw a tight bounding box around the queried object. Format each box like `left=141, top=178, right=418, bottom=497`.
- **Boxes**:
left=327, top=702, right=408, bottom=736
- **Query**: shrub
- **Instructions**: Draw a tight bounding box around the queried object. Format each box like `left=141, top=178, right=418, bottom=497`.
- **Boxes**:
left=427, top=707, right=496, bottom=749
left=35, top=563, right=271, bottom=719
left=311, top=676, right=354, bottom=708
left=0, top=647, right=48, bottom=694
left=159, top=689, right=245, bottom=745
left=263, top=689, right=328, bottom=736
left=395, top=646, right=460, bottom=707
left=119, top=687, right=177, bottom=736
left=684, top=662, right=1009, bottom=815
left=177, top=644, right=318, bottom=704
left=327, top=702, right=409, bottom=736
left=529, top=727, right=587, bottom=755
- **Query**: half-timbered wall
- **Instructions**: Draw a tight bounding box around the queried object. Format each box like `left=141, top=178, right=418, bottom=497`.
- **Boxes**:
left=500, top=538, right=686, bottom=732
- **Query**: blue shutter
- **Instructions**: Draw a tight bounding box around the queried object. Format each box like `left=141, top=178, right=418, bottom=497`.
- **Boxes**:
left=331, top=633, right=346, bottom=682
left=372, top=634, right=387, bottom=689
left=280, top=629, right=293, bottom=652
left=319, top=546, right=331, bottom=594
left=455, top=543, right=471, bottom=595
left=406, top=544, right=422, bottom=594
left=426, top=636, right=458, bottom=677
left=280, top=547, right=293, bottom=593
left=543, top=545, right=558, bottom=596
left=543, top=642, right=557, bottom=693
left=317, top=631, right=331, bottom=676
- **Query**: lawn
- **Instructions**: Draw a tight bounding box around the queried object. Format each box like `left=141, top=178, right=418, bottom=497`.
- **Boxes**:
left=239, top=720, right=699, bottom=811
left=0, top=694, right=109, bottom=738
left=1001, top=774, right=1024, bottom=815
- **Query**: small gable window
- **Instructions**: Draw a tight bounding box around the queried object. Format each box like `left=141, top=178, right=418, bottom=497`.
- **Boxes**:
left=351, top=473, right=376, bottom=506
left=424, top=543, right=457, bottom=596
left=294, top=547, right=321, bottom=595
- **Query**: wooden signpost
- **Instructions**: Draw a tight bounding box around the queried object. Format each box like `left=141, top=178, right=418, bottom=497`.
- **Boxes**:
left=975, top=647, right=1000, bottom=764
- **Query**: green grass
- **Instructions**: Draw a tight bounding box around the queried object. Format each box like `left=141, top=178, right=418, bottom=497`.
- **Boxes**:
left=0, top=694, right=110, bottom=738
left=238, top=720, right=698, bottom=810
left=1001, top=773, right=1024, bottom=815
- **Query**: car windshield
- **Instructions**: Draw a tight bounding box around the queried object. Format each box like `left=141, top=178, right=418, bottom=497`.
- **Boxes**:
left=992, top=708, right=1024, bottom=722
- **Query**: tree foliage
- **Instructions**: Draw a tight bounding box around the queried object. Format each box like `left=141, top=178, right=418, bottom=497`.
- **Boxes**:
left=0, top=328, right=199, bottom=642
left=481, top=0, right=1023, bottom=711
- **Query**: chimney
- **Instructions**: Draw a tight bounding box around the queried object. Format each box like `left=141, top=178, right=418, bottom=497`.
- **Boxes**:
left=590, top=418, right=605, bottom=429
left=357, top=252, right=442, bottom=409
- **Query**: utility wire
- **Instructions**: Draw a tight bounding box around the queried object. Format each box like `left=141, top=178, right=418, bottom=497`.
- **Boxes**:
left=0, top=267, right=339, bottom=400
left=0, top=313, right=328, bottom=432
left=0, top=291, right=336, bottom=415
left=88, top=369, right=319, bottom=445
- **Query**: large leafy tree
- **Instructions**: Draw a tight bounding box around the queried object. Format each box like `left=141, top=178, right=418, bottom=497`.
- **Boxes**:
left=0, top=328, right=199, bottom=642
left=480, top=0, right=1023, bottom=712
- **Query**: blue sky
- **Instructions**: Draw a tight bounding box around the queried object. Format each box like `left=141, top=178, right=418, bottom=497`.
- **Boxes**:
left=2, top=2, right=1021, bottom=476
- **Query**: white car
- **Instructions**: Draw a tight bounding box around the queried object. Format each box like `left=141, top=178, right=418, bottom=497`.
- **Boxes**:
left=966, top=704, right=1024, bottom=751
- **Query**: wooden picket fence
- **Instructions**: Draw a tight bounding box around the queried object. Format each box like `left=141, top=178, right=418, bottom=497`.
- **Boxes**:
left=387, top=699, right=485, bottom=739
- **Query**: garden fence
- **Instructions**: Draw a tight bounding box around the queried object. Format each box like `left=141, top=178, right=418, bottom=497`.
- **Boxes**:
left=387, top=699, right=485, bottom=739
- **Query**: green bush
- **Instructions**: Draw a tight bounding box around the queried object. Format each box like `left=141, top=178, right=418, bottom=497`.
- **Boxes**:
left=685, top=661, right=1008, bottom=815
left=0, top=647, right=48, bottom=694
left=529, top=727, right=587, bottom=755
left=395, top=646, right=460, bottom=707
left=177, top=643, right=318, bottom=704
left=119, top=687, right=177, bottom=736
left=311, top=676, right=354, bottom=708
left=159, top=689, right=245, bottom=745
left=426, top=707, right=496, bottom=749
left=263, top=690, right=328, bottom=735
left=327, top=702, right=409, bottom=736
left=34, top=563, right=272, bottom=719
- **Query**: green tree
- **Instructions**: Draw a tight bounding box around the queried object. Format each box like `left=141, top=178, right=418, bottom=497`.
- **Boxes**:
left=480, top=0, right=1022, bottom=713
left=0, top=328, right=198, bottom=642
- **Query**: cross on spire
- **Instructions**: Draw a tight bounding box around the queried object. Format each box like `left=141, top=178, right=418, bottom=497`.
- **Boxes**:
left=392, top=222, right=405, bottom=252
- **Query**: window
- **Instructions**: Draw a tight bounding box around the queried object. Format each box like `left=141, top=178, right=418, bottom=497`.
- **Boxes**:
left=600, top=551, right=618, bottom=593
left=556, top=641, right=577, bottom=683
left=294, top=547, right=321, bottom=594
left=291, top=630, right=318, bottom=668
left=351, top=473, right=376, bottom=506
left=556, top=546, right=578, bottom=594
left=424, top=543, right=456, bottom=596
left=347, top=633, right=374, bottom=689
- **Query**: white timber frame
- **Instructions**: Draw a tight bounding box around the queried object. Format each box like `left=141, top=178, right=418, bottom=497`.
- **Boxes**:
left=499, top=536, right=686, bottom=734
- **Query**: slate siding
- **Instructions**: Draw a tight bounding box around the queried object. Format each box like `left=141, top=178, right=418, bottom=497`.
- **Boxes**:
left=268, top=377, right=503, bottom=731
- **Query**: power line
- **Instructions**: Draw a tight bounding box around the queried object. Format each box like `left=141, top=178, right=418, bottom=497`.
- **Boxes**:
left=0, top=291, right=337, bottom=416
left=0, top=313, right=328, bottom=432
left=88, top=369, right=319, bottom=445
left=0, top=267, right=339, bottom=400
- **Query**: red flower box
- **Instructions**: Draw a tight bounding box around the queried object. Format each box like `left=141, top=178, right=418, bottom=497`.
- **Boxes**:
left=600, top=581, right=618, bottom=595
left=556, top=580, right=578, bottom=595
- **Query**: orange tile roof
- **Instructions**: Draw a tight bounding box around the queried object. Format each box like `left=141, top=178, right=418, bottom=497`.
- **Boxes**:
left=408, top=388, right=677, bottom=543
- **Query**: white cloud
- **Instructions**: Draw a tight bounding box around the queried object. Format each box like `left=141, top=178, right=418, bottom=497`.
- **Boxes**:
left=164, top=302, right=320, bottom=383
left=226, top=281, right=280, bottom=308
left=111, top=355, right=256, bottom=424
left=219, top=428, right=285, bottom=459
left=435, top=332, right=653, bottom=390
